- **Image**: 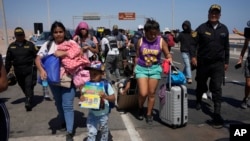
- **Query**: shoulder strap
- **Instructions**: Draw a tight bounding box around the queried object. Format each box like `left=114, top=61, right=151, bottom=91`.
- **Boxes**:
left=46, top=40, right=53, bottom=51
left=102, top=79, right=109, bottom=95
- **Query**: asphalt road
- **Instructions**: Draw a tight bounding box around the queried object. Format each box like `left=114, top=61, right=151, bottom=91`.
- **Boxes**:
left=1, top=47, right=250, bottom=141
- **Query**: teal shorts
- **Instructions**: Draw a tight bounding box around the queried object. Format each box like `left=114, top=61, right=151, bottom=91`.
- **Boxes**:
left=135, top=64, right=162, bottom=79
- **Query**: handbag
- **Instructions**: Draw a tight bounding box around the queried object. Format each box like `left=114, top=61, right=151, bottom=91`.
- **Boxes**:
left=58, top=73, right=72, bottom=88
left=170, top=65, right=186, bottom=85
left=41, top=54, right=61, bottom=84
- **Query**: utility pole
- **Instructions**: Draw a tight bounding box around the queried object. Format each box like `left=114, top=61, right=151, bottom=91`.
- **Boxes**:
left=172, top=0, right=175, bottom=30
left=0, top=0, right=9, bottom=49
left=47, top=0, right=50, bottom=30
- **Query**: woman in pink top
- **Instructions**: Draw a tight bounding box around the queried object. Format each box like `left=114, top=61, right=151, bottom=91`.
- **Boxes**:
left=73, top=21, right=99, bottom=62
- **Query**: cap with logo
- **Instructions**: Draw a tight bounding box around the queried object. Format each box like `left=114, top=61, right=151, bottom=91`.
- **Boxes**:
left=209, top=4, right=221, bottom=13
left=14, top=27, right=25, bottom=36
left=85, top=61, right=105, bottom=71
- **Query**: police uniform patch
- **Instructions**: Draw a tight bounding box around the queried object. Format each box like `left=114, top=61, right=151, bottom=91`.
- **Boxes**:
left=205, top=32, right=211, bottom=36
left=191, top=32, right=197, bottom=37
left=24, top=45, right=29, bottom=48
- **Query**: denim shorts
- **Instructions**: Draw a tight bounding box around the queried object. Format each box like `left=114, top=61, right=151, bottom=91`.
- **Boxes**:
left=135, top=64, right=162, bottom=79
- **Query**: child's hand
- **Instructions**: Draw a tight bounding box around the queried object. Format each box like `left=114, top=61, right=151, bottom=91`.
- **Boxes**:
left=80, top=95, right=85, bottom=102
left=99, top=91, right=106, bottom=99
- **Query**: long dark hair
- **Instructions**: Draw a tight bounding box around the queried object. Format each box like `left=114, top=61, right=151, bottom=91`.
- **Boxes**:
left=47, top=21, right=70, bottom=49
left=49, top=21, right=70, bottom=41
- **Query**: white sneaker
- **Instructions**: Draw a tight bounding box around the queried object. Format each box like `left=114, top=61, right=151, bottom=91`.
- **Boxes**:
left=202, top=93, right=208, bottom=99
left=44, top=94, right=52, bottom=100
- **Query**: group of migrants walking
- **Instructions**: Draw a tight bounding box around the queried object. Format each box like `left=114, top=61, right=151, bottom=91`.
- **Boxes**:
left=1, top=3, right=250, bottom=141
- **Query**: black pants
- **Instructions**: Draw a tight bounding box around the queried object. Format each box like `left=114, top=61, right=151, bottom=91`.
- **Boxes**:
left=15, top=67, right=37, bottom=99
left=195, top=60, right=224, bottom=114
left=0, top=102, right=10, bottom=141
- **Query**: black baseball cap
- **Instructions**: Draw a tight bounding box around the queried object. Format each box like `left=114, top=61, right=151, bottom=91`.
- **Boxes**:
left=209, top=4, right=221, bottom=13
left=14, top=27, right=25, bottom=36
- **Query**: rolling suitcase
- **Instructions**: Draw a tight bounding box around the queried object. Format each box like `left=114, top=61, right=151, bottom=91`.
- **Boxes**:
left=159, top=64, right=188, bottom=128
left=116, top=78, right=138, bottom=110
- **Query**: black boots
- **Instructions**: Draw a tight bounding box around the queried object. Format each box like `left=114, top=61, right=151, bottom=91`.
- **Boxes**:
left=25, top=97, right=33, bottom=111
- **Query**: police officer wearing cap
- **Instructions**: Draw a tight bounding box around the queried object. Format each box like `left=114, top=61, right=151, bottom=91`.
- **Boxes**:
left=190, top=4, right=229, bottom=128
left=5, top=27, right=38, bottom=111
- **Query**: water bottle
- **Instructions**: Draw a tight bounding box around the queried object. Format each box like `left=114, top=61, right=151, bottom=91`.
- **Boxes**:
left=42, top=79, right=50, bottom=100
left=118, top=83, right=124, bottom=94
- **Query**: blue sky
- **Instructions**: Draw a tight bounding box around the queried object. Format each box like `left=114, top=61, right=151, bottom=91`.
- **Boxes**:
left=1, top=0, right=249, bottom=33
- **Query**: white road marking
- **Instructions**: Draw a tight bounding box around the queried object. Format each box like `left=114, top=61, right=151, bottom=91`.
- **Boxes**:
left=120, top=114, right=143, bottom=141
left=112, top=84, right=142, bottom=141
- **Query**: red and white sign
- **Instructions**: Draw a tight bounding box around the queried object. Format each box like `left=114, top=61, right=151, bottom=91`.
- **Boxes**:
left=118, top=12, right=136, bottom=20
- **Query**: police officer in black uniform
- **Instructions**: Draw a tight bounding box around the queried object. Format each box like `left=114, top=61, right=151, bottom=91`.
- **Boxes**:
left=190, top=4, right=229, bottom=128
left=5, top=27, right=38, bottom=111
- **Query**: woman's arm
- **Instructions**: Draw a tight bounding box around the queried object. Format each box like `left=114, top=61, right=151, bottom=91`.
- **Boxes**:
left=233, top=28, right=244, bottom=36
left=161, top=38, right=172, bottom=62
left=237, top=38, right=250, bottom=64
left=35, top=55, right=47, bottom=80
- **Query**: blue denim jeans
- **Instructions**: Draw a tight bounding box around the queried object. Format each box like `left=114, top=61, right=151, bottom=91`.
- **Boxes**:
left=181, top=52, right=192, bottom=79
left=49, top=84, right=76, bottom=133
left=87, top=112, right=109, bottom=141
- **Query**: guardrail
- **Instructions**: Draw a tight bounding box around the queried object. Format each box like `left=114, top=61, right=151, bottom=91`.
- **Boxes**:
left=229, top=38, right=245, bottom=47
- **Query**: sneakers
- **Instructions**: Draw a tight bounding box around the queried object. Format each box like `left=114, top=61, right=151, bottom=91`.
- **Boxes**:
left=146, top=115, right=153, bottom=125
left=66, top=132, right=74, bottom=141
left=44, top=94, right=52, bottom=101
left=211, top=114, right=224, bottom=129
left=241, top=98, right=249, bottom=109
left=137, top=108, right=144, bottom=120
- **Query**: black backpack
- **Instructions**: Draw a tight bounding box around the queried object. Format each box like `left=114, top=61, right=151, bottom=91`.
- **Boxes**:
left=103, top=35, right=118, bottom=58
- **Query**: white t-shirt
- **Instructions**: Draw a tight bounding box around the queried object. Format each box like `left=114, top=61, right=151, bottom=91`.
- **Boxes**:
left=37, top=40, right=77, bottom=58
